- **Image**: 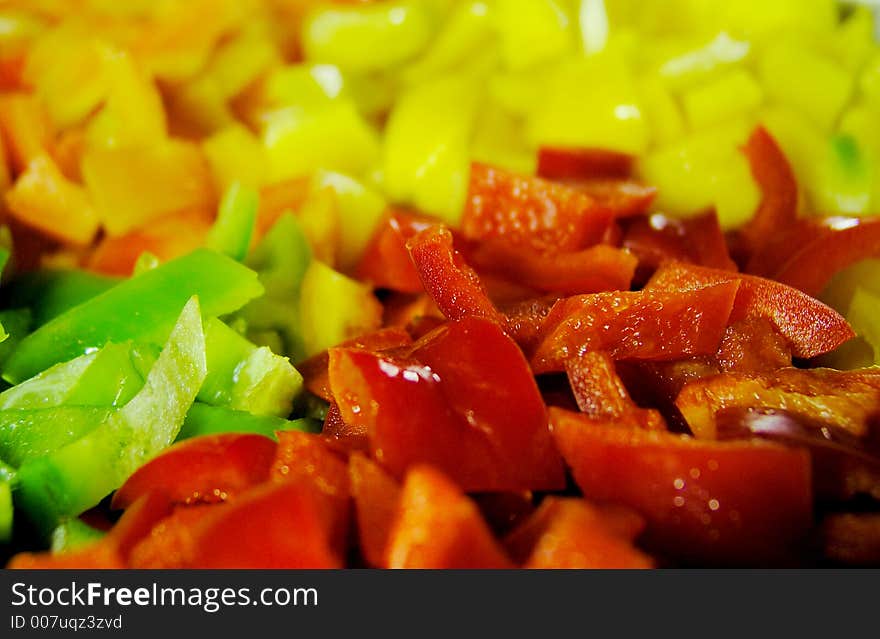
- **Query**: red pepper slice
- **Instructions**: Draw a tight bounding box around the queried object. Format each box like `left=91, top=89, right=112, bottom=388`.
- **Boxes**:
left=738, top=126, right=798, bottom=260
left=112, top=434, right=277, bottom=510
left=623, top=212, right=736, bottom=276
left=771, top=217, right=880, bottom=297
left=537, top=146, right=635, bottom=180
left=270, top=431, right=350, bottom=555
left=500, top=296, right=559, bottom=353
left=565, top=351, right=666, bottom=430
left=349, top=452, right=402, bottom=568
left=549, top=407, right=813, bottom=564
left=128, top=504, right=219, bottom=569
left=298, top=327, right=413, bottom=402
left=356, top=210, right=434, bottom=293
left=386, top=465, right=514, bottom=569
left=462, top=163, right=612, bottom=252
left=406, top=225, right=505, bottom=325
left=467, top=240, right=637, bottom=296
left=504, top=497, right=654, bottom=569
left=185, top=480, right=343, bottom=568
left=647, top=261, right=854, bottom=358
left=531, top=282, right=739, bottom=373
left=574, top=179, right=657, bottom=218
left=329, top=317, right=565, bottom=492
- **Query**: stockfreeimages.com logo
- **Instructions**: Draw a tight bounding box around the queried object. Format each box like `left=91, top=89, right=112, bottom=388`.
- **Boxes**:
left=11, top=581, right=318, bottom=614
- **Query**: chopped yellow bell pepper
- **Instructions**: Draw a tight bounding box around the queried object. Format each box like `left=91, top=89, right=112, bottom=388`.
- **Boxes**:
left=299, top=260, right=382, bottom=358
left=383, top=73, right=481, bottom=224
left=681, top=68, right=763, bottom=129
left=402, top=0, right=495, bottom=83
left=262, top=100, right=380, bottom=182
left=313, top=171, right=387, bottom=273
left=758, top=39, right=853, bottom=131
left=638, top=118, right=760, bottom=227
left=303, top=0, right=434, bottom=73
left=24, top=24, right=111, bottom=129
left=82, top=140, right=215, bottom=236
left=86, top=48, right=166, bottom=149
left=636, top=74, right=685, bottom=147
left=812, top=134, right=873, bottom=215
left=202, top=124, right=268, bottom=191
left=527, top=51, right=649, bottom=154
left=494, top=0, right=574, bottom=71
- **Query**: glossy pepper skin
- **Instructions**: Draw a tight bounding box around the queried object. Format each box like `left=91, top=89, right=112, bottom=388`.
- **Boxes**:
left=329, top=317, right=565, bottom=492
left=549, top=407, right=813, bottom=565
left=530, top=281, right=740, bottom=373
left=406, top=225, right=505, bottom=325
left=112, top=433, right=278, bottom=510
left=462, top=163, right=613, bottom=253
left=16, top=297, right=207, bottom=535
left=738, top=126, right=798, bottom=265
left=647, top=261, right=854, bottom=359
left=3, top=249, right=262, bottom=384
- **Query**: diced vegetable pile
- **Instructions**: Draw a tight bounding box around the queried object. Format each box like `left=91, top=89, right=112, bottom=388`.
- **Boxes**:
left=1, top=0, right=880, bottom=567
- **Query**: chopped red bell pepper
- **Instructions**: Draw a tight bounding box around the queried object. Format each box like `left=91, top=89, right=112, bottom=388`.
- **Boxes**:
left=714, top=317, right=792, bottom=373
left=329, top=317, right=565, bottom=492
left=349, top=452, right=402, bottom=568
left=462, top=163, right=612, bottom=253
left=500, top=295, right=559, bottom=352
left=298, top=326, right=413, bottom=402
left=537, top=147, right=634, bottom=180
left=676, top=367, right=880, bottom=440
left=357, top=210, right=434, bottom=293
left=184, top=480, right=343, bottom=568
left=565, top=351, right=666, bottom=430
left=574, top=179, right=657, bottom=218
left=128, top=504, right=219, bottom=569
left=771, top=217, right=880, bottom=297
left=622, top=212, right=736, bottom=277
left=647, top=261, right=854, bottom=358
left=738, top=126, right=798, bottom=261
left=466, top=239, right=637, bottom=296
left=531, top=281, right=739, bottom=373
left=270, top=431, right=350, bottom=555
left=406, top=225, right=506, bottom=325
left=385, top=465, right=514, bottom=569
left=112, top=434, right=277, bottom=510
left=549, top=407, right=813, bottom=565
left=504, top=497, right=654, bottom=569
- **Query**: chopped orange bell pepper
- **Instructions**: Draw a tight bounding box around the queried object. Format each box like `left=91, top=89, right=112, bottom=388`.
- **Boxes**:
left=4, top=154, right=98, bottom=246
left=0, top=93, right=52, bottom=173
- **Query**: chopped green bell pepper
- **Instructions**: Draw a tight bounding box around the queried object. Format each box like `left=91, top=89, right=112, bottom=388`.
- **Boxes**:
left=0, top=308, right=31, bottom=370
left=0, top=341, right=157, bottom=410
left=4, top=249, right=261, bottom=384
left=206, top=182, right=258, bottom=262
left=178, top=403, right=321, bottom=440
left=5, top=270, right=119, bottom=327
left=0, top=480, right=12, bottom=544
left=199, top=318, right=303, bottom=417
left=0, top=407, right=113, bottom=467
left=16, top=297, right=207, bottom=535
left=237, top=214, right=311, bottom=360
left=50, top=518, right=106, bottom=553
